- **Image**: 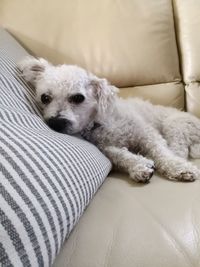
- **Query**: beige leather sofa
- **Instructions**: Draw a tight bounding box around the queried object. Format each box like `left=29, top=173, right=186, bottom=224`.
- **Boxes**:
left=1, top=1, right=200, bottom=266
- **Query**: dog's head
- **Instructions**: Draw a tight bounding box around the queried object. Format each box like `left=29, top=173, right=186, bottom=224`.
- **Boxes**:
left=18, top=56, right=118, bottom=134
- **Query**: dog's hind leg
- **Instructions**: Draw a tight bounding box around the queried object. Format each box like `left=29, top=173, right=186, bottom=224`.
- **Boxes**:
left=161, top=113, right=200, bottom=159
left=103, top=146, right=155, bottom=183
left=161, top=119, right=189, bottom=159
left=138, top=125, right=200, bottom=181
left=190, top=144, right=200, bottom=159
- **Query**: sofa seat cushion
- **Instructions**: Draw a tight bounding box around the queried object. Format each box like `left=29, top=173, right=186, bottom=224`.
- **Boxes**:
left=53, top=167, right=200, bottom=267
left=0, top=28, right=111, bottom=266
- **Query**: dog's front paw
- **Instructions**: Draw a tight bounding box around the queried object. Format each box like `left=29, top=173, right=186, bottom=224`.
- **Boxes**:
left=129, top=161, right=155, bottom=183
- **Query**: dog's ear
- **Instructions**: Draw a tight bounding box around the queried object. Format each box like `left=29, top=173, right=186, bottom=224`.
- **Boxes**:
left=18, top=56, right=49, bottom=85
left=89, top=75, right=119, bottom=116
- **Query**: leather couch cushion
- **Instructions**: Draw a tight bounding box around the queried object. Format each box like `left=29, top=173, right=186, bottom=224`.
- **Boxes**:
left=173, top=0, right=200, bottom=83
left=119, top=82, right=184, bottom=109
left=0, top=0, right=181, bottom=87
left=185, top=82, right=200, bottom=117
left=173, top=0, right=200, bottom=116
left=53, top=166, right=200, bottom=267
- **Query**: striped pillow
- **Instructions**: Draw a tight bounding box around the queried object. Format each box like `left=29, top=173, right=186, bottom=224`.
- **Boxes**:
left=0, top=28, right=111, bottom=267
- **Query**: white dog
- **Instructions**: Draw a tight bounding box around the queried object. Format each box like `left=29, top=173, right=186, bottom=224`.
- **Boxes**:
left=18, top=56, right=200, bottom=183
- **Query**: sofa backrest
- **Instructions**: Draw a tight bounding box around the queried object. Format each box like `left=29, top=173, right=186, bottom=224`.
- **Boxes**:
left=0, top=0, right=199, bottom=113
left=173, top=0, right=200, bottom=116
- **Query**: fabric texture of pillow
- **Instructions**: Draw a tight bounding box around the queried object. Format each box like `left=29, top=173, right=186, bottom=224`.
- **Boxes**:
left=0, top=28, right=111, bottom=267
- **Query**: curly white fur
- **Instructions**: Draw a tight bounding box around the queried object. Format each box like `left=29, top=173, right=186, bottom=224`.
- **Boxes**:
left=18, top=56, right=200, bottom=183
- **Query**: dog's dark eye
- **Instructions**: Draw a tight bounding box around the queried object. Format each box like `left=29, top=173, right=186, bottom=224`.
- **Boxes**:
left=41, top=94, right=52, bottom=105
left=69, top=94, right=85, bottom=104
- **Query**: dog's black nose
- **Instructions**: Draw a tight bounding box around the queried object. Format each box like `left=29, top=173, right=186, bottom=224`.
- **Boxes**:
left=47, top=116, right=71, bottom=133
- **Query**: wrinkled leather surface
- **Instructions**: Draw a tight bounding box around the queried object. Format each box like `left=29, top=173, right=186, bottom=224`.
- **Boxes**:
left=0, top=0, right=181, bottom=87
left=173, top=0, right=200, bottom=84
left=119, top=82, right=184, bottom=109
left=54, top=162, right=200, bottom=267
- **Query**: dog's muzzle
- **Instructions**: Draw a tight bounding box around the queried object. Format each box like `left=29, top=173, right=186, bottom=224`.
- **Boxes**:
left=46, top=116, right=72, bottom=133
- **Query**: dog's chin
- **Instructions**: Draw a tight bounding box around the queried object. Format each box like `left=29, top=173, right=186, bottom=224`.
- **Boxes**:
left=64, top=128, right=75, bottom=135
left=62, top=127, right=82, bottom=135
